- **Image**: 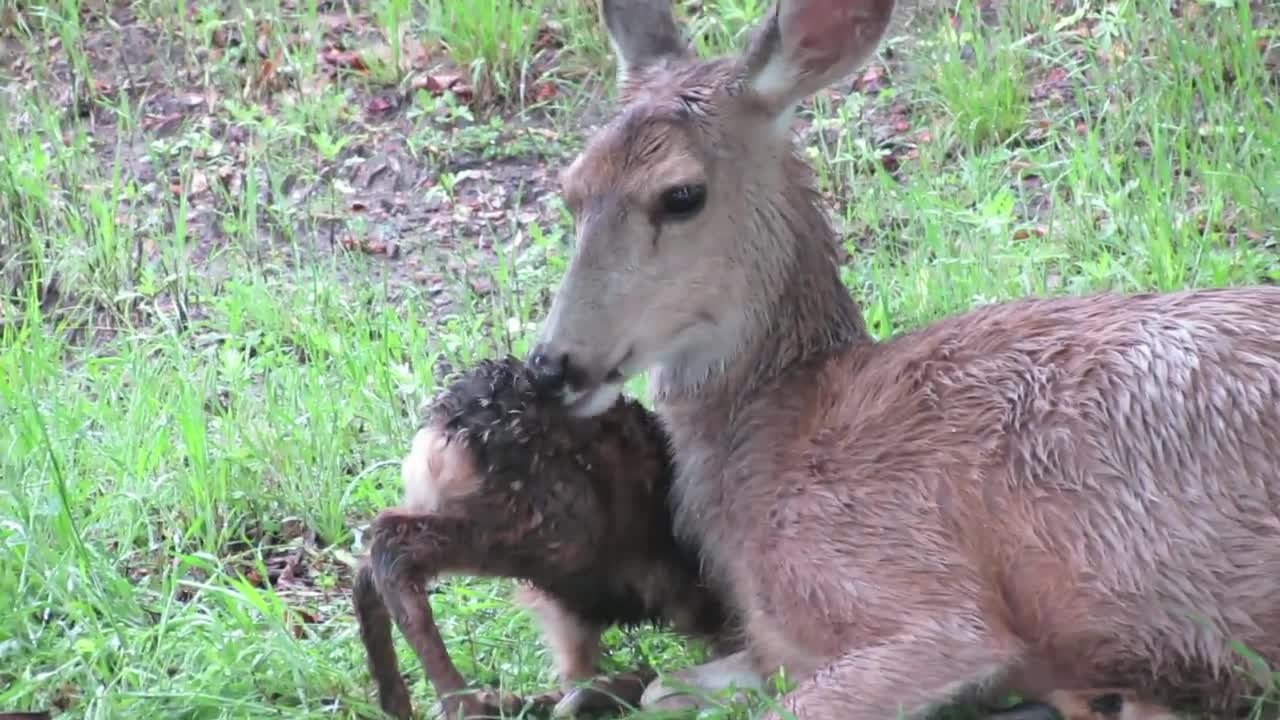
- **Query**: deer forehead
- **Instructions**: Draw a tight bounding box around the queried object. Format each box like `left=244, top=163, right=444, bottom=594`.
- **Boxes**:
left=561, top=122, right=703, bottom=210
left=560, top=65, right=741, bottom=209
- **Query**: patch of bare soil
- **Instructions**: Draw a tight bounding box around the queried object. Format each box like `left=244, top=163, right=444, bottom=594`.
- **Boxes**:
left=0, top=1, right=584, bottom=328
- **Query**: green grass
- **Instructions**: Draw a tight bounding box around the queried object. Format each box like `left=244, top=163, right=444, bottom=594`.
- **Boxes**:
left=1, top=0, right=1278, bottom=718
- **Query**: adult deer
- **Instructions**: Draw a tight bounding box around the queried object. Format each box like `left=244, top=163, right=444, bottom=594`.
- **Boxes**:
left=525, top=0, right=1280, bottom=717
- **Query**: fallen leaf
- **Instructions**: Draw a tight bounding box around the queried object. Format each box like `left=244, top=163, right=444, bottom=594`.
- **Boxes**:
left=1012, top=226, right=1047, bottom=241
left=413, top=71, right=463, bottom=93
left=341, top=236, right=389, bottom=255
left=284, top=606, right=319, bottom=639
left=211, top=27, right=238, bottom=49
left=469, top=276, right=493, bottom=296
left=534, top=22, right=564, bottom=51
left=322, top=47, right=367, bottom=71
left=366, top=95, right=396, bottom=115
left=141, top=112, right=183, bottom=131
left=256, top=23, right=271, bottom=58
left=452, top=83, right=474, bottom=102
left=256, top=55, right=278, bottom=91
left=190, top=170, right=209, bottom=195
left=853, top=63, right=888, bottom=93
left=319, top=12, right=352, bottom=32
left=533, top=82, right=557, bottom=102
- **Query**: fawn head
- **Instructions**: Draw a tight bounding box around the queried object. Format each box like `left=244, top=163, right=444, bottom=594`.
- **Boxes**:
left=530, top=0, right=895, bottom=415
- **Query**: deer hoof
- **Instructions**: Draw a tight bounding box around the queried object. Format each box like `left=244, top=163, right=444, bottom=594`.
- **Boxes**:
left=639, top=652, right=763, bottom=712
left=639, top=680, right=713, bottom=712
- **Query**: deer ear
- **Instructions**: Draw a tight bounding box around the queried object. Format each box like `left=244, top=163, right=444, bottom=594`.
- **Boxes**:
left=601, top=0, right=689, bottom=86
left=741, top=0, right=895, bottom=120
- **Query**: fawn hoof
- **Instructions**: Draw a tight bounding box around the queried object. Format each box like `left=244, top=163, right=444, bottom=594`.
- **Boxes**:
left=985, top=701, right=1064, bottom=720
left=551, top=688, right=607, bottom=717
left=378, top=683, right=414, bottom=720
left=550, top=669, right=654, bottom=717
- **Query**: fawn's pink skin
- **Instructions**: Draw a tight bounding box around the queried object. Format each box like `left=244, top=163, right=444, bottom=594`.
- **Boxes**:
left=530, top=0, right=1280, bottom=716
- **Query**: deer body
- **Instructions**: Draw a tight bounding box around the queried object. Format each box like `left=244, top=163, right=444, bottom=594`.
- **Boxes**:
left=653, top=288, right=1280, bottom=718
left=526, top=0, right=1280, bottom=716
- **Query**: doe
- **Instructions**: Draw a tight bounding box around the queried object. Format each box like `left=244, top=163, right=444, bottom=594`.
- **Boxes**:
left=526, top=0, right=1280, bottom=717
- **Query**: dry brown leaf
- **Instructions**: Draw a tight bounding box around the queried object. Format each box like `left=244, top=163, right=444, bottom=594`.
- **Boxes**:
left=1012, top=226, right=1047, bottom=241
left=321, top=47, right=367, bottom=71
left=189, top=170, right=209, bottom=195
left=532, top=82, right=557, bottom=102
left=853, top=63, right=888, bottom=93
left=366, top=95, right=396, bottom=116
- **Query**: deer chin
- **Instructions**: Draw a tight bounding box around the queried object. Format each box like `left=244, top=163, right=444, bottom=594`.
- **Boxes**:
left=560, top=346, right=638, bottom=418
left=563, top=381, right=624, bottom=418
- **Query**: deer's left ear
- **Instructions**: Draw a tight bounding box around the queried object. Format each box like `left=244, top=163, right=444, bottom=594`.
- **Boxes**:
left=602, top=0, right=690, bottom=87
left=741, top=0, right=896, bottom=120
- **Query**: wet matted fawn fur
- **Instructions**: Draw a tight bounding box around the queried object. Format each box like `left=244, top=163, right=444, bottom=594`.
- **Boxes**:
left=521, top=0, right=1280, bottom=717
left=352, top=356, right=740, bottom=719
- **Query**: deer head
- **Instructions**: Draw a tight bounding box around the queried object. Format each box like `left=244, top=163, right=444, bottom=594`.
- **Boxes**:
left=529, top=0, right=895, bottom=416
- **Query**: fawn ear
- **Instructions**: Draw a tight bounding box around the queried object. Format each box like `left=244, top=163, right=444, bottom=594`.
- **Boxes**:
left=601, top=0, right=689, bottom=86
left=741, top=0, right=895, bottom=122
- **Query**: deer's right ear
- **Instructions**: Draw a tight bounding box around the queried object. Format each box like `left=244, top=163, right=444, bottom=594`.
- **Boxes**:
left=601, top=0, right=689, bottom=86
left=741, top=0, right=895, bottom=125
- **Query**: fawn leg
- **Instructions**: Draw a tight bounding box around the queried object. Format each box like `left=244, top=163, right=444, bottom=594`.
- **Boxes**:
left=353, top=555, right=414, bottom=720
left=516, top=586, right=654, bottom=717
left=757, top=616, right=1024, bottom=720
left=369, top=509, right=523, bottom=720
left=1043, top=689, right=1184, bottom=720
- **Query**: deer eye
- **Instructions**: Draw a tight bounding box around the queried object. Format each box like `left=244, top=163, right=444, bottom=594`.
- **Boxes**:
left=658, top=184, right=706, bottom=219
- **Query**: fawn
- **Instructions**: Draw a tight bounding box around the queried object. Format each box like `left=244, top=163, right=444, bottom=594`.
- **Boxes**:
left=353, top=356, right=740, bottom=719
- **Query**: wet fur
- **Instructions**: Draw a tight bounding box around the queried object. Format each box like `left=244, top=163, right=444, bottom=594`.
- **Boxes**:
left=530, top=0, right=1280, bottom=717
left=352, top=356, right=738, bottom=719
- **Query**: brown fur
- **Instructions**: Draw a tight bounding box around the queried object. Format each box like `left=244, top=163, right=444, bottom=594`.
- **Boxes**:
left=351, top=356, right=738, bottom=719
left=527, top=0, right=1280, bottom=717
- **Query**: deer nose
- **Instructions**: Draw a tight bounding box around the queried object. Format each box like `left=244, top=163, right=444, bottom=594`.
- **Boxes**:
left=528, top=344, right=571, bottom=390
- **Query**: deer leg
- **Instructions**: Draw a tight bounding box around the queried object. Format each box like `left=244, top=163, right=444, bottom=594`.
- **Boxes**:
left=640, top=648, right=765, bottom=711
left=754, top=617, right=1024, bottom=720
left=366, top=508, right=524, bottom=720
left=353, top=555, right=414, bottom=720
